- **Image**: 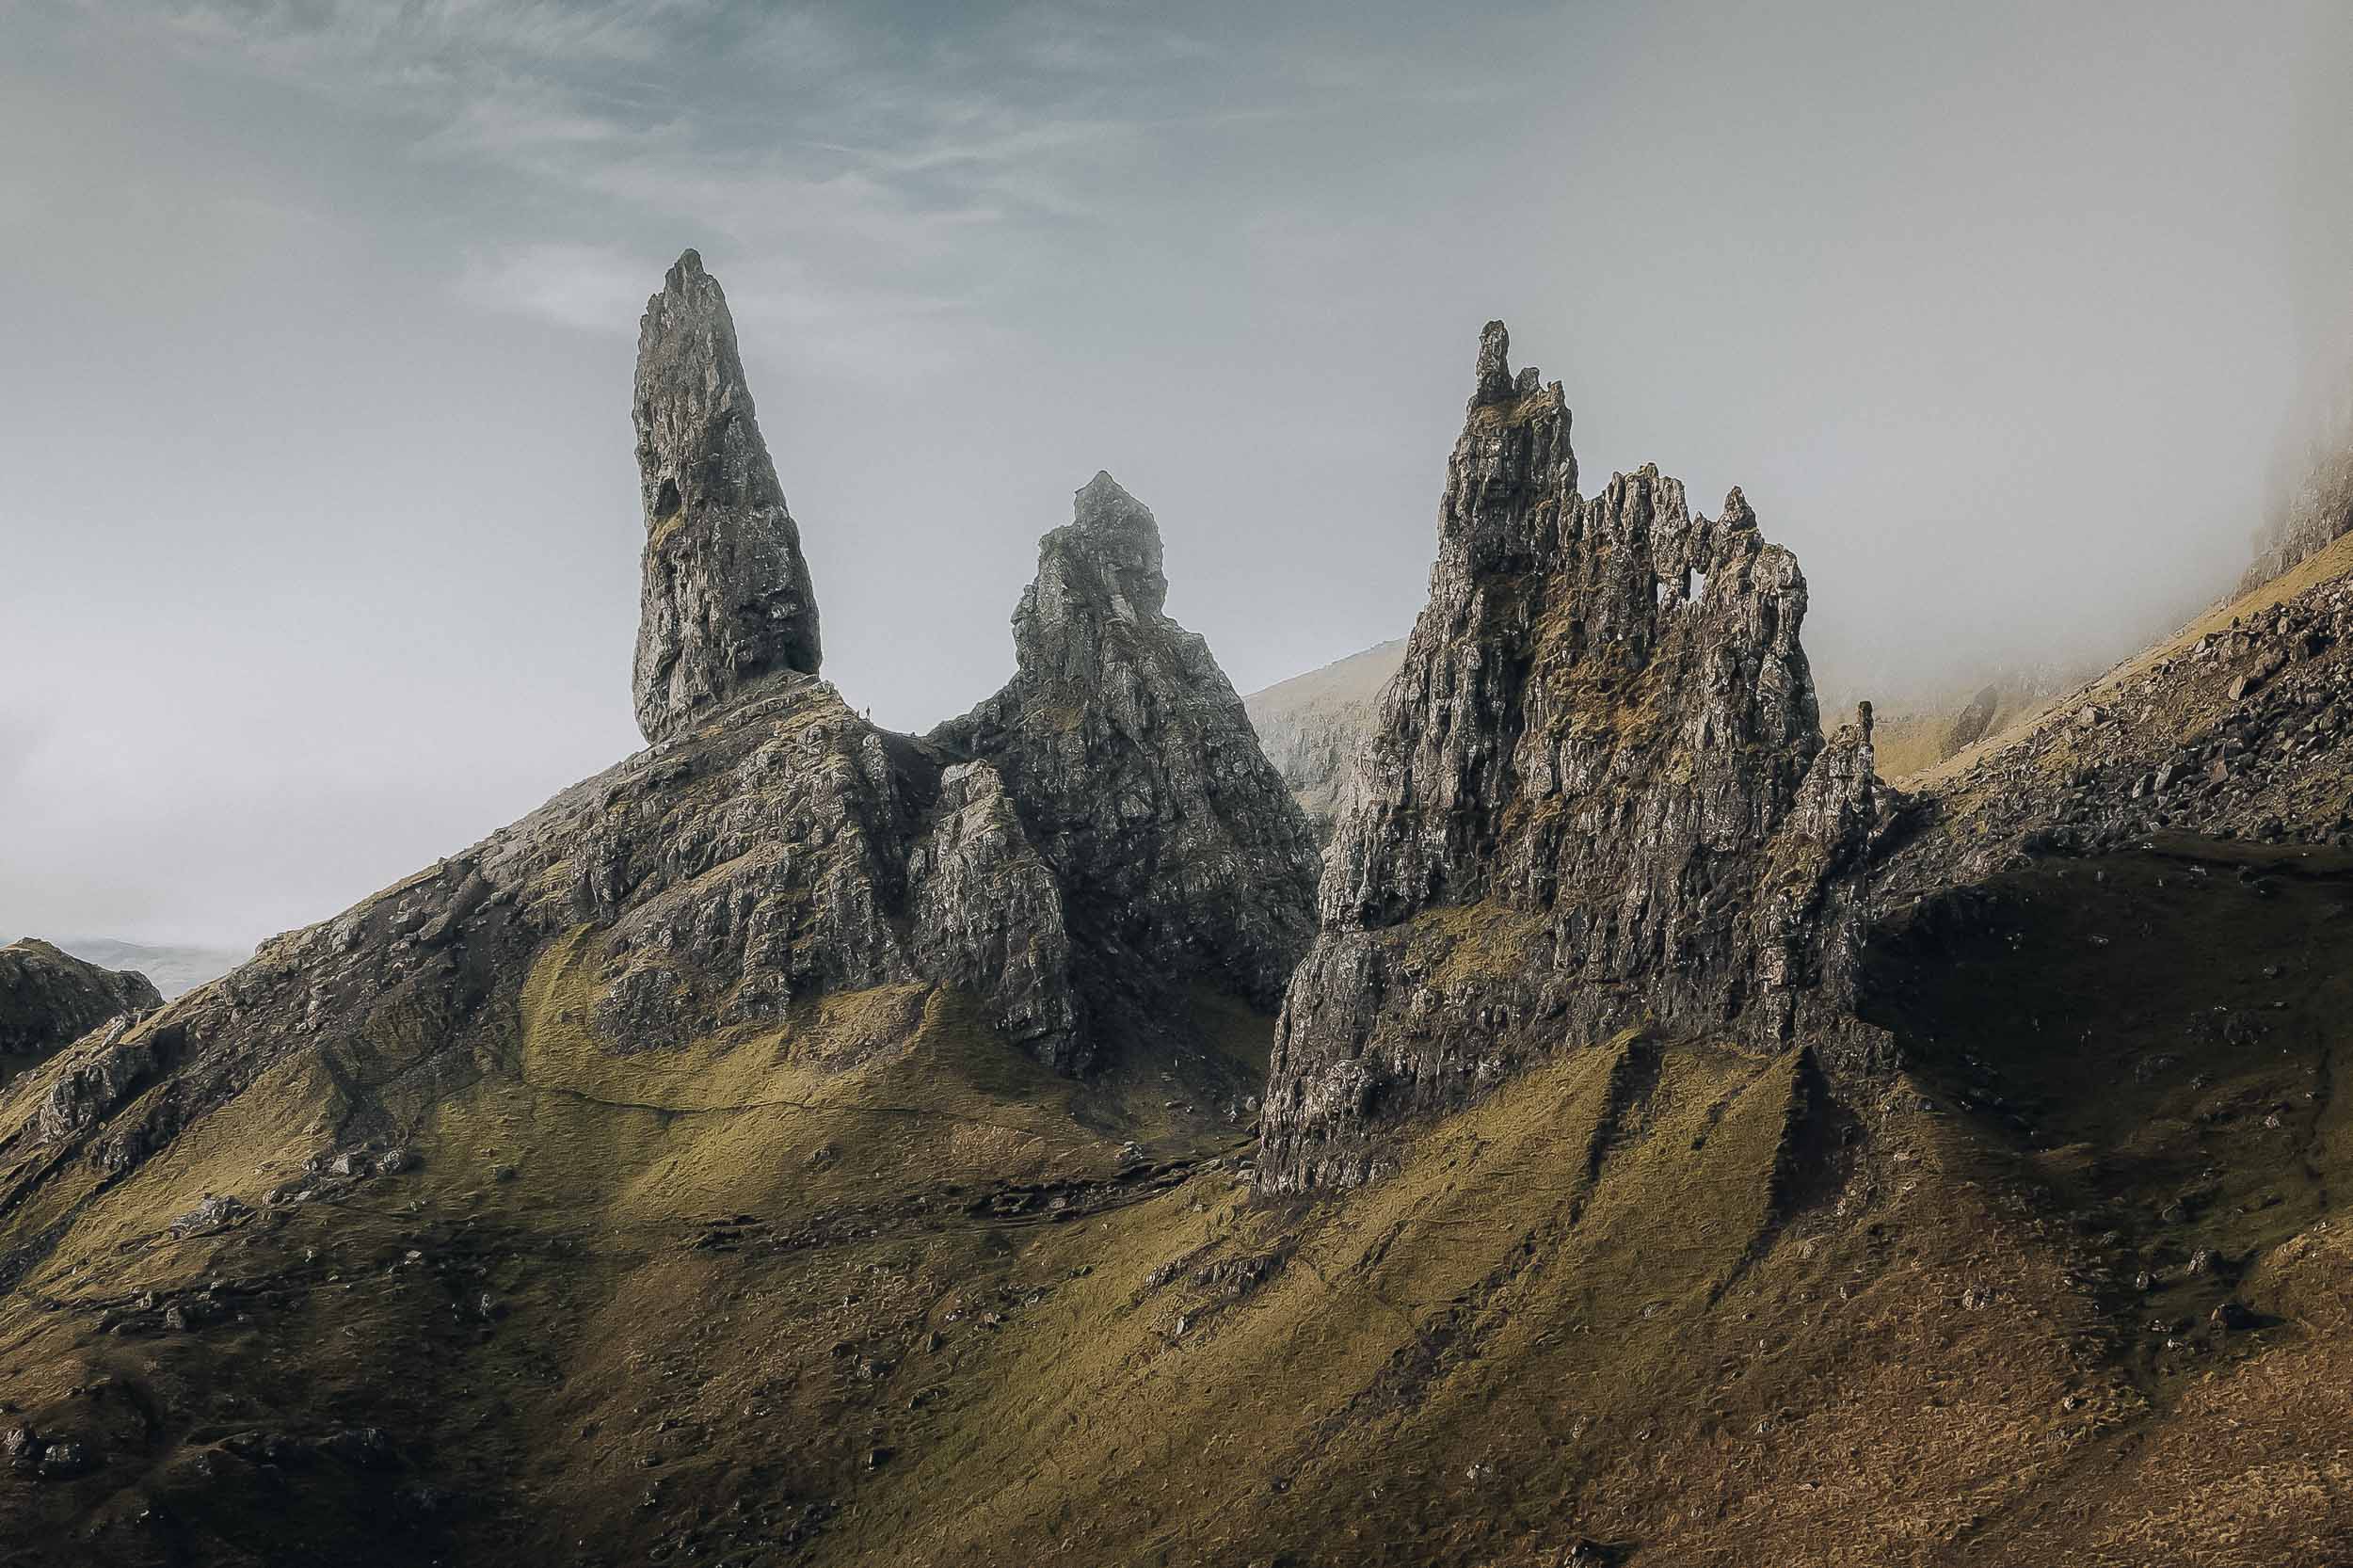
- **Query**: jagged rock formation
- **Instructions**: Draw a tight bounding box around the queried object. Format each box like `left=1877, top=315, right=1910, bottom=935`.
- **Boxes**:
left=1259, top=323, right=1897, bottom=1192
left=1242, top=639, right=1406, bottom=844
left=0, top=261, right=1312, bottom=1233
left=0, top=939, right=159, bottom=1083
left=632, top=249, right=822, bottom=744
left=1942, top=684, right=2002, bottom=757
left=932, top=472, right=1321, bottom=1034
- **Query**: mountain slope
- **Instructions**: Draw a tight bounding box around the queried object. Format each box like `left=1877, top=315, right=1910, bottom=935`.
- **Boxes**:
left=1243, top=637, right=1406, bottom=841
left=12, top=291, right=2353, bottom=1567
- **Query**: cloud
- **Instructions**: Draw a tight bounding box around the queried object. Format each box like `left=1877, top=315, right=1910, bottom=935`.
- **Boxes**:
left=456, top=241, right=653, bottom=332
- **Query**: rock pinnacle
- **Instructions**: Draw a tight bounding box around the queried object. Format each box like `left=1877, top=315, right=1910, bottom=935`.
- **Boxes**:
left=631, top=249, right=821, bottom=744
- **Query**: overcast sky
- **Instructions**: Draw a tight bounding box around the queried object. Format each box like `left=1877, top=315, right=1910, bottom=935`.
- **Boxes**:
left=5, top=0, right=2350, bottom=949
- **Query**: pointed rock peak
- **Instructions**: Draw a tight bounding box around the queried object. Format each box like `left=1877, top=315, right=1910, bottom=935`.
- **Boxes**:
left=1040, top=471, right=1165, bottom=618
left=631, top=250, right=822, bottom=744
left=1074, top=469, right=1151, bottom=532
left=1474, top=319, right=1515, bottom=403
left=1258, top=326, right=1891, bottom=1192
left=930, top=471, right=1321, bottom=1032
left=1721, top=486, right=1757, bottom=531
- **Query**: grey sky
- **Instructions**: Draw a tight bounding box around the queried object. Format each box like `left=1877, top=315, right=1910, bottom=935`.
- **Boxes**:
left=5, top=0, right=2348, bottom=948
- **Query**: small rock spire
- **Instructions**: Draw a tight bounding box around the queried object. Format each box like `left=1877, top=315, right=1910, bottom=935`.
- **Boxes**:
left=631, top=248, right=821, bottom=744
left=1473, top=319, right=1515, bottom=404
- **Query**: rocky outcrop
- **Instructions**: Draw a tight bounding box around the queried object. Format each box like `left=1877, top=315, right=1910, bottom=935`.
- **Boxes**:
left=0, top=939, right=160, bottom=1082
left=0, top=258, right=1321, bottom=1231
left=1243, top=639, right=1406, bottom=845
left=932, top=473, right=1322, bottom=1045
left=1259, top=323, right=1896, bottom=1192
left=632, top=249, right=822, bottom=744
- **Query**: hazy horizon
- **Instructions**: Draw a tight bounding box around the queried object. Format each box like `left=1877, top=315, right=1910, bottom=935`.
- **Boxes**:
left=6, top=0, right=2350, bottom=949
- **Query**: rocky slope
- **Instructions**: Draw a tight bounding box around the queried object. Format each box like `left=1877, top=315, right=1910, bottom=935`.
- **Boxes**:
left=1242, top=638, right=1406, bottom=842
left=1851, top=659, right=2097, bottom=782
left=1880, top=527, right=2353, bottom=902
left=0, top=253, right=1309, bottom=1563
left=1259, top=323, right=1897, bottom=1192
left=0, top=940, right=159, bottom=1086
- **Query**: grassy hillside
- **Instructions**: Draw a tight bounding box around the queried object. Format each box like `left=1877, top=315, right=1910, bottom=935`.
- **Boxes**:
left=10, top=825, right=2353, bottom=1565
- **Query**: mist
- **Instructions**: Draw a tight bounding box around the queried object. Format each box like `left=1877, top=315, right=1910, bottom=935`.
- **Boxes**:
left=5, top=0, right=2348, bottom=950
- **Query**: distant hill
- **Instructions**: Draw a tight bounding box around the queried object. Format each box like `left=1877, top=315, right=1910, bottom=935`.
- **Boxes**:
left=47, top=936, right=245, bottom=1000
left=1242, top=638, right=1406, bottom=842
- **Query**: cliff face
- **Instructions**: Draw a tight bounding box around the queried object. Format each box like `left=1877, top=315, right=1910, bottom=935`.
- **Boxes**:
left=0, top=940, right=159, bottom=1083
left=933, top=473, right=1321, bottom=1043
left=632, top=249, right=823, bottom=744
left=1259, top=323, right=1895, bottom=1192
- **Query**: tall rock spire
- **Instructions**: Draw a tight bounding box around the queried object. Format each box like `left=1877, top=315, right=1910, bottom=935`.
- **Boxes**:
left=632, top=249, right=821, bottom=744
